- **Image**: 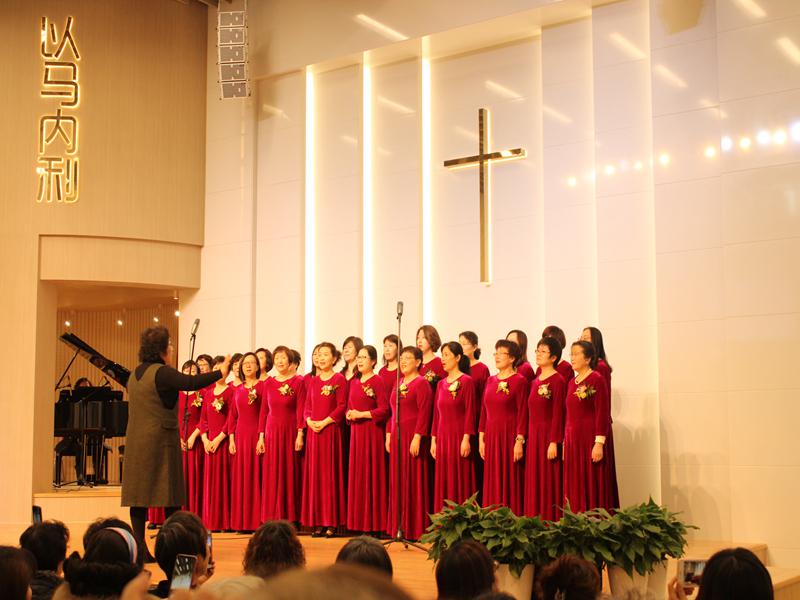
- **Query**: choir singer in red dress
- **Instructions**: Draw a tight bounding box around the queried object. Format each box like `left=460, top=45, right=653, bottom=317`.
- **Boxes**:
left=378, top=334, right=401, bottom=391
left=199, top=364, right=234, bottom=531
left=431, top=341, right=477, bottom=512
left=522, top=338, right=566, bottom=521
left=563, top=340, right=619, bottom=513
left=479, top=340, right=526, bottom=515
left=506, top=329, right=535, bottom=384
left=417, top=325, right=446, bottom=384
left=537, top=325, right=575, bottom=383
left=301, top=342, right=347, bottom=538
left=346, top=345, right=390, bottom=534
left=386, top=346, right=433, bottom=541
left=179, top=360, right=204, bottom=517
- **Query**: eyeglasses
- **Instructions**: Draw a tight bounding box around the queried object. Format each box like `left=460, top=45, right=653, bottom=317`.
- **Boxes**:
left=493, top=352, right=510, bottom=357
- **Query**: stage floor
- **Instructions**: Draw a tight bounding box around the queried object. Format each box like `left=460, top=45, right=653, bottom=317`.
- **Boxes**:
left=146, top=533, right=437, bottom=600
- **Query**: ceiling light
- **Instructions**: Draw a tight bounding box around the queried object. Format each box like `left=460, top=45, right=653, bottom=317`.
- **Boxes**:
left=704, top=145, right=717, bottom=158
left=773, top=129, right=788, bottom=145
left=117, top=319, right=123, bottom=326
left=658, top=153, right=671, bottom=166
left=739, top=136, right=752, bottom=150
left=721, top=136, right=733, bottom=152
left=64, top=320, right=71, bottom=327
left=757, top=129, right=771, bottom=145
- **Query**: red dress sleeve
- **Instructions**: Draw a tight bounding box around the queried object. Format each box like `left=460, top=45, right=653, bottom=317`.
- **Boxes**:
left=462, top=376, right=476, bottom=436
left=592, top=373, right=611, bottom=438
left=548, top=375, right=566, bottom=444
left=303, top=377, right=315, bottom=421
left=479, top=380, right=489, bottom=433
left=370, top=378, right=390, bottom=424
left=431, top=381, right=443, bottom=438
left=199, top=392, right=209, bottom=435
left=515, top=376, right=527, bottom=437
left=295, top=376, right=306, bottom=430
left=414, top=378, right=433, bottom=436
left=329, top=374, right=347, bottom=423
left=228, top=388, right=240, bottom=435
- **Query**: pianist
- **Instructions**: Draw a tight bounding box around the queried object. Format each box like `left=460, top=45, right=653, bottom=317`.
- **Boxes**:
left=121, top=326, right=230, bottom=560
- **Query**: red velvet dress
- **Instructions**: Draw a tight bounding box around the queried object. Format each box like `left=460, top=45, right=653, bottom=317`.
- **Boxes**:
left=200, top=385, right=233, bottom=530
left=301, top=373, right=347, bottom=528
left=260, top=375, right=306, bottom=522
left=378, top=366, right=400, bottom=396
left=420, top=356, right=446, bottom=386
left=228, top=383, right=263, bottom=531
left=469, top=361, right=490, bottom=404
left=180, top=390, right=205, bottom=516
left=595, top=359, right=612, bottom=401
left=347, top=375, right=390, bottom=531
left=432, top=374, right=478, bottom=512
left=147, top=507, right=165, bottom=525
left=535, top=361, right=575, bottom=385
left=563, top=370, right=619, bottom=512
left=387, top=375, right=433, bottom=540
left=480, top=373, right=526, bottom=514
left=522, top=372, right=566, bottom=521
left=517, top=361, right=536, bottom=383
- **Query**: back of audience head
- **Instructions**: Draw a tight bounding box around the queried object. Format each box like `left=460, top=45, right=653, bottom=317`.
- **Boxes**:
left=19, top=520, right=69, bottom=574
left=435, top=540, right=495, bottom=600
left=155, top=511, right=209, bottom=588
left=0, top=546, right=36, bottom=600
left=201, top=575, right=267, bottom=599
left=537, top=555, right=600, bottom=600
left=335, top=536, right=393, bottom=578
left=262, top=563, right=412, bottom=600
left=83, top=517, right=143, bottom=568
left=696, top=547, right=773, bottom=600
left=62, top=526, right=141, bottom=598
left=243, top=520, right=306, bottom=579
left=474, top=593, right=515, bottom=600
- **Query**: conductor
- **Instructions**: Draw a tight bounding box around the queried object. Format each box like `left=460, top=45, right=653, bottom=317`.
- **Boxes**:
left=121, top=326, right=230, bottom=558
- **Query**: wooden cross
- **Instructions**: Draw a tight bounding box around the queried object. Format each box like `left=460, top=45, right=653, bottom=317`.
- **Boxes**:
left=443, top=108, right=526, bottom=284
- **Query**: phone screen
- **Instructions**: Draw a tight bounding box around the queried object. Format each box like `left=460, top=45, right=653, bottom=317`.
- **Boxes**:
left=170, top=554, right=197, bottom=591
left=32, top=506, right=42, bottom=524
left=678, top=559, right=707, bottom=588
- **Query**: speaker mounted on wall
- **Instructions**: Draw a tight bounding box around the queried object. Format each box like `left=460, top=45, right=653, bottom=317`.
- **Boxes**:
left=217, top=4, right=249, bottom=99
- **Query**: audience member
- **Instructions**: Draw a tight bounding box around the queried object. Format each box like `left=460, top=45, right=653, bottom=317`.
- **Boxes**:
left=474, top=593, right=515, bottom=600
left=152, top=511, right=212, bottom=597
left=668, top=547, right=773, bottom=600
left=335, top=536, right=393, bottom=578
left=536, top=555, right=600, bottom=600
left=243, top=521, right=305, bottom=579
left=56, top=526, right=141, bottom=600
left=201, top=575, right=267, bottom=599
left=261, top=564, right=412, bottom=600
left=435, top=540, right=495, bottom=600
left=0, top=546, right=36, bottom=600
left=83, top=518, right=145, bottom=568
left=19, top=520, right=70, bottom=600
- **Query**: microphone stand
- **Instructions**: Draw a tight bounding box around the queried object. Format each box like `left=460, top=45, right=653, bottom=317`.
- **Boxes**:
left=182, top=328, right=197, bottom=451
left=383, top=302, right=427, bottom=552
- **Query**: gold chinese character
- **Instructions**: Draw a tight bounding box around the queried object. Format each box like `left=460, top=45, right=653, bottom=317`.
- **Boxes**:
left=36, top=156, right=79, bottom=203
left=41, top=16, right=80, bottom=60
left=39, top=108, right=77, bottom=154
left=42, top=62, right=79, bottom=108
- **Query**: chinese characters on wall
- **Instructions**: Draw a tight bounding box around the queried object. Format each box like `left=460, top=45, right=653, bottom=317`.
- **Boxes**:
left=37, top=16, right=80, bottom=204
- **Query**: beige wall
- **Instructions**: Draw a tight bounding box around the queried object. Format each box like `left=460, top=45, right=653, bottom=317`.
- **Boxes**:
left=0, top=0, right=207, bottom=531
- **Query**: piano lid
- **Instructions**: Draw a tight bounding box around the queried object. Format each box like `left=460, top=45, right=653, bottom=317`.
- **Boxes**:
left=59, top=333, right=131, bottom=388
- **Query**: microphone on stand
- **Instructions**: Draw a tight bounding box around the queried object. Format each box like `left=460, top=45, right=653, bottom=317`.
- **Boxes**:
left=396, top=301, right=404, bottom=319
left=190, top=318, right=200, bottom=338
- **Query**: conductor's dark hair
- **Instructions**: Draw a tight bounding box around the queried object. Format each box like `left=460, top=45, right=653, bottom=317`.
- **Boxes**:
left=506, top=329, right=529, bottom=366
left=155, top=511, right=208, bottom=583
left=494, top=339, right=521, bottom=365
left=441, top=341, right=471, bottom=375
left=238, top=351, right=262, bottom=382
left=19, top=520, right=69, bottom=572
left=697, top=547, right=773, bottom=600
left=256, top=347, right=274, bottom=373
left=400, top=346, right=423, bottom=370
left=435, top=540, right=494, bottom=600
left=571, top=341, right=598, bottom=370
left=83, top=518, right=143, bottom=567
left=0, top=546, right=36, bottom=600
left=416, top=325, right=442, bottom=352
left=336, top=536, right=393, bottom=578
left=583, top=327, right=612, bottom=372
left=458, top=330, right=481, bottom=360
left=537, top=555, right=600, bottom=600
left=541, top=325, right=567, bottom=350
left=382, top=335, right=402, bottom=365
left=181, top=360, right=198, bottom=373
left=63, top=528, right=141, bottom=597
left=536, top=338, right=562, bottom=368
left=138, top=326, right=170, bottom=363
left=196, top=354, right=214, bottom=372
left=243, top=520, right=306, bottom=579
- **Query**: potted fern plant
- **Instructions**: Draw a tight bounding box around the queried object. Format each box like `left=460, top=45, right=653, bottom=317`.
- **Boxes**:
left=605, top=498, right=693, bottom=598
left=421, top=494, right=545, bottom=600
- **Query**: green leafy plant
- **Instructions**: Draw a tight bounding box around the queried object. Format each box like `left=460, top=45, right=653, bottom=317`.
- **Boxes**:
left=540, top=503, right=616, bottom=572
left=421, top=493, right=546, bottom=577
left=605, top=498, right=695, bottom=576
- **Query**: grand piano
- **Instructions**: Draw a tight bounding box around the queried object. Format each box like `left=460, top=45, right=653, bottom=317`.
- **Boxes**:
left=53, top=333, right=130, bottom=487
